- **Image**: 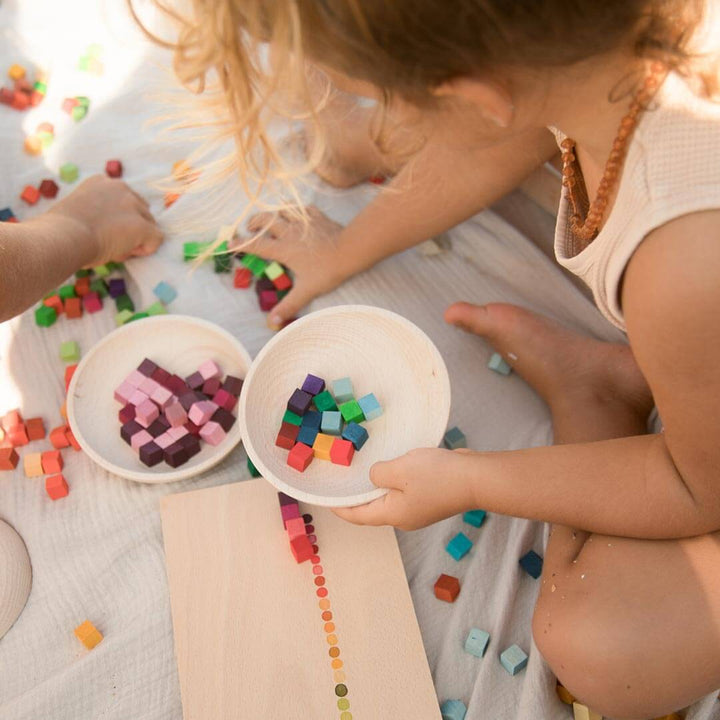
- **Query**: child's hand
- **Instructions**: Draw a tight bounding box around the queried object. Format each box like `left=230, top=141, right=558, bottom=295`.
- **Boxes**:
left=333, top=448, right=477, bottom=530
left=231, top=206, right=353, bottom=327
left=45, top=175, right=163, bottom=266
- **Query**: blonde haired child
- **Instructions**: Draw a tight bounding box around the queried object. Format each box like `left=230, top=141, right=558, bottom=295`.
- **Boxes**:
left=149, top=1, right=720, bottom=716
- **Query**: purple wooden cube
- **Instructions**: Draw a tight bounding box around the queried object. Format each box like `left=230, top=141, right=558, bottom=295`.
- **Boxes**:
left=287, top=388, right=312, bottom=416
left=108, top=278, right=126, bottom=298
left=255, top=277, right=275, bottom=294
left=211, top=407, right=236, bottom=432
left=164, top=441, right=190, bottom=468
left=222, top=375, right=244, bottom=396
left=301, top=374, right=325, bottom=396
left=120, top=420, right=143, bottom=445
left=278, top=491, right=298, bottom=507
left=179, top=434, right=201, bottom=458
left=137, top=358, right=159, bottom=377
left=179, top=391, right=204, bottom=411
left=185, top=371, right=205, bottom=390
left=118, top=404, right=136, bottom=425
left=139, top=441, right=164, bottom=467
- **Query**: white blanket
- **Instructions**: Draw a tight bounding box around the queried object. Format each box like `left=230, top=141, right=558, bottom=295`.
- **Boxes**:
left=1, top=2, right=718, bottom=718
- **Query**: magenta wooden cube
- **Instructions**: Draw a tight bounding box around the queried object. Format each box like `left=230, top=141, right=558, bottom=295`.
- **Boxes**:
left=185, top=371, right=204, bottom=390
left=135, top=399, right=159, bottom=428
left=288, top=442, right=314, bottom=472
left=188, top=400, right=217, bottom=426
left=138, top=376, right=160, bottom=396
left=83, top=291, right=102, bottom=313
left=131, top=429, right=153, bottom=450
left=114, top=381, right=135, bottom=405
left=125, top=369, right=146, bottom=388
left=199, top=420, right=225, bottom=446
left=258, top=289, right=278, bottom=312
left=164, top=441, right=189, bottom=468
left=166, top=374, right=188, bottom=395
left=184, top=421, right=201, bottom=436
left=137, top=358, right=159, bottom=377
left=139, top=441, right=163, bottom=467
left=155, top=432, right=175, bottom=450
left=213, top=388, right=237, bottom=412
left=222, top=375, right=243, bottom=396
left=287, top=388, right=312, bottom=416
left=202, top=377, right=221, bottom=396
left=198, top=359, right=222, bottom=381
left=211, top=407, right=236, bottom=432
left=280, top=503, right=300, bottom=528
left=165, top=401, right=188, bottom=428
left=120, top=420, right=143, bottom=445
left=118, top=404, right=136, bottom=424
left=301, top=374, right=325, bottom=396
left=128, top=389, right=149, bottom=407
left=150, top=385, right=175, bottom=410
left=179, top=434, right=201, bottom=458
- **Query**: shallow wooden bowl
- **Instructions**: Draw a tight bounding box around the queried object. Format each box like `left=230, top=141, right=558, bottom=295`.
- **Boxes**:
left=240, top=305, right=451, bottom=507
left=67, top=315, right=252, bottom=483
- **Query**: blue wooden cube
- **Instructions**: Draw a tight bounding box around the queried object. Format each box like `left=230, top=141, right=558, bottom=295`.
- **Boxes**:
left=446, top=532, right=472, bottom=561
left=357, top=392, right=382, bottom=421
left=342, top=422, right=368, bottom=451
left=519, top=550, right=543, bottom=579
left=297, top=425, right=318, bottom=447
left=301, top=410, right=322, bottom=429
left=464, top=628, right=490, bottom=658
left=499, top=644, right=528, bottom=675
left=440, top=699, right=467, bottom=720
left=443, top=426, right=466, bottom=450
left=488, top=352, right=512, bottom=375
left=463, top=509, right=486, bottom=527
left=321, top=411, right=343, bottom=436
left=153, top=281, right=177, bottom=304
left=332, top=377, right=354, bottom=404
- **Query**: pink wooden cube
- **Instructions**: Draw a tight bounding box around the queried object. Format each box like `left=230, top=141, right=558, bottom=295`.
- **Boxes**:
left=130, top=429, right=153, bottom=450
left=213, top=388, right=237, bottom=412
left=128, top=389, right=149, bottom=407
left=199, top=420, right=225, bottom=446
left=150, top=386, right=175, bottom=410
left=138, top=376, right=160, bottom=396
left=114, top=381, right=135, bottom=405
left=167, top=425, right=189, bottom=441
left=83, top=292, right=103, bottom=313
left=164, top=401, right=188, bottom=428
left=197, top=359, right=222, bottom=381
left=280, top=503, right=300, bottom=528
left=135, top=399, right=159, bottom=428
left=155, top=432, right=175, bottom=449
left=188, top=400, right=217, bottom=426
left=125, top=370, right=147, bottom=388
left=285, top=515, right=307, bottom=540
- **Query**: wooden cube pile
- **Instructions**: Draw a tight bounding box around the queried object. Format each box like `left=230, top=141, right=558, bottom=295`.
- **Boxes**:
left=278, top=491, right=314, bottom=563
left=115, top=357, right=243, bottom=468
left=276, top=374, right=383, bottom=473
left=0, top=64, right=47, bottom=111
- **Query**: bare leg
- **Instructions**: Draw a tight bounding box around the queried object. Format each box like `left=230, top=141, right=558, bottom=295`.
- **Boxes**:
left=446, top=302, right=720, bottom=719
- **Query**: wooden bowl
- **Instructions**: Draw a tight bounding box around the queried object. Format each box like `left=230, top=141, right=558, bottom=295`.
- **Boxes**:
left=67, top=315, right=252, bottom=484
left=240, top=305, right=451, bottom=506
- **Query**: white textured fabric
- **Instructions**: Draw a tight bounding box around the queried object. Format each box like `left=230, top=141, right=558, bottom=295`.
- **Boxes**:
left=1, top=3, right=719, bottom=720
left=553, top=73, right=720, bottom=330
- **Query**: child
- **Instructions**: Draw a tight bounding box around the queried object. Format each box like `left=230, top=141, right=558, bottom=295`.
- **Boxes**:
left=151, top=0, right=720, bottom=716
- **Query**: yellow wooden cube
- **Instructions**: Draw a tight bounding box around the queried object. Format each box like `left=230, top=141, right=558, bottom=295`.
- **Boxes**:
left=24, top=136, right=42, bottom=156
left=8, top=64, right=26, bottom=81
left=573, top=702, right=602, bottom=720
left=312, top=433, right=334, bottom=461
left=557, top=682, right=576, bottom=705
left=23, top=452, right=44, bottom=477
left=74, top=620, right=103, bottom=649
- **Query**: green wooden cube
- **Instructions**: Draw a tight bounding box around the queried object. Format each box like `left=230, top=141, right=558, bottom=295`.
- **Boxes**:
left=75, top=269, right=92, bottom=278
left=59, top=285, right=76, bottom=299
left=93, top=264, right=111, bottom=277
left=33, top=80, right=47, bottom=94
left=247, top=457, right=261, bottom=477
left=282, top=410, right=303, bottom=426
left=213, top=253, right=232, bottom=273
left=127, top=312, right=149, bottom=323
left=264, top=261, right=284, bottom=281
left=59, top=341, right=80, bottom=363
left=313, top=390, right=337, bottom=412
left=145, top=301, right=167, bottom=316
left=59, top=163, right=79, bottom=183
left=77, top=56, right=90, bottom=72
left=89, top=279, right=108, bottom=298
left=35, top=305, right=57, bottom=327
left=240, top=253, right=268, bottom=277
left=115, top=294, right=134, bottom=312
left=339, top=400, right=364, bottom=424
left=115, top=309, right=134, bottom=326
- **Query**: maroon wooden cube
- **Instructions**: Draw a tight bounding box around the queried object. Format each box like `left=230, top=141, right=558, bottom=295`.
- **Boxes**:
left=211, top=407, right=236, bottom=432
left=137, top=358, right=159, bottom=377
left=179, top=391, right=204, bottom=411
left=105, top=159, right=123, bottom=178
left=166, top=374, right=189, bottom=395
left=185, top=371, right=204, bottom=390
left=275, top=421, right=299, bottom=450
left=255, top=277, right=275, bottom=294
left=118, top=404, right=136, bottom=425
left=222, top=375, right=244, bottom=396
left=184, top=420, right=201, bottom=436
left=147, top=417, right=170, bottom=437
left=151, top=367, right=171, bottom=387
left=179, top=434, right=201, bottom=458
left=139, top=441, right=163, bottom=467
left=278, top=491, right=298, bottom=507
left=120, top=420, right=143, bottom=445
left=38, top=179, right=59, bottom=199
left=164, top=441, right=190, bottom=468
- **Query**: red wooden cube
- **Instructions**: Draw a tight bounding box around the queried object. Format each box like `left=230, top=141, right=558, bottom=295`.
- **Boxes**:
left=25, top=417, right=46, bottom=441
left=329, top=438, right=355, bottom=466
left=45, top=474, right=69, bottom=500
left=272, top=272, right=292, bottom=291
left=275, top=422, right=299, bottom=450
left=64, top=297, right=82, bottom=318
left=434, top=573, right=461, bottom=603
left=11, top=92, right=29, bottom=110
left=38, top=179, right=59, bottom=198
left=41, top=450, right=63, bottom=474
left=8, top=424, right=29, bottom=446
left=105, top=159, right=123, bottom=178
left=66, top=428, right=81, bottom=451
left=43, top=295, right=63, bottom=315
left=290, top=534, right=313, bottom=563
left=20, top=185, right=40, bottom=205
left=287, top=442, right=314, bottom=473
left=0, top=447, right=19, bottom=470
left=64, top=364, right=78, bottom=392
left=62, top=97, right=79, bottom=114
left=74, top=276, right=91, bottom=296
left=0, top=87, right=14, bottom=105
left=233, top=267, right=252, bottom=289
left=49, top=425, right=71, bottom=449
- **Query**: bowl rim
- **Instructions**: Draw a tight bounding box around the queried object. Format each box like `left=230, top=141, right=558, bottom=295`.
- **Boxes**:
left=239, top=304, right=451, bottom=507
left=67, top=314, right=253, bottom=484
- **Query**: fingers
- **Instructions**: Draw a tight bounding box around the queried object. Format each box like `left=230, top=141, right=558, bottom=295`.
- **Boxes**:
left=332, top=494, right=392, bottom=526
left=247, top=212, right=292, bottom=239
left=132, top=224, right=164, bottom=257
left=444, top=301, right=493, bottom=334
left=230, top=233, right=284, bottom=263
left=267, top=282, right=315, bottom=328
left=369, top=457, right=407, bottom=490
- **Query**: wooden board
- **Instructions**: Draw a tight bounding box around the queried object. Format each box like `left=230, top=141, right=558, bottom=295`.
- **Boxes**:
left=161, top=479, right=442, bottom=720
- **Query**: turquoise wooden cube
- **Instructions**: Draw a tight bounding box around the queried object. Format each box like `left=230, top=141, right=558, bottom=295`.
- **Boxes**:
left=500, top=644, right=528, bottom=675
left=297, top=425, right=318, bottom=447
left=357, top=393, right=382, bottom=421
left=332, top=377, right=354, bottom=404
left=463, top=509, right=486, bottom=527
left=339, top=400, right=364, bottom=424
left=464, top=628, right=490, bottom=658
left=321, top=411, right=343, bottom=436
left=443, top=426, right=466, bottom=450
left=446, top=532, right=472, bottom=561
left=342, top=422, right=368, bottom=450
left=519, top=550, right=543, bottom=579
left=59, top=340, right=80, bottom=363
left=440, top=699, right=467, bottom=720
left=488, top=352, right=512, bottom=375
left=153, top=281, right=177, bottom=304
left=313, top=390, right=337, bottom=412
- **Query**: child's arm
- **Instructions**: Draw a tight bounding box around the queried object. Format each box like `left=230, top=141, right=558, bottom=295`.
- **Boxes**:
left=335, top=211, right=720, bottom=539
left=235, top=127, right=558, bottom=325
left=0, top=175, right=162, bottom=323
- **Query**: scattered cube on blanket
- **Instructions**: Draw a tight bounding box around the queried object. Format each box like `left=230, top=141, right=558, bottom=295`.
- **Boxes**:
left=1, top=409, right=22, bottom=432
left=446, top=532, right=473, bottom=561
left=233, top=267, right=252, bottom=289
left=341, top=422, right=368, bottom=451
left=464, top=628, right=490, bottom=658
left=330, top=438, right=355, bottom=466
left=263, top=261, right=284, bottom=281
left=8, top=64, right=25, bottom=81
left=297, top=425, right=318, bottom=448
left=59, top=162, right=79, bottom=183
left=572, top=702, right=603, bottom=720
left=434, top=573, right=461, bottom=603
left=339, top=399, right=364, bottom=424
left=153, top=281, right=177, bottom=304
left=8, top=424, right=29, bottom=447
left=440, top=699, right=467, bottom=720
left=288, top=442, right=314, bottom=472
left=312, top=433, right=334, bottom=461
left=41, top=450, right=63, bottom=474
left=45, top=473, right=69, bottom=500
left=313, top=390, right=337, bottom=413
left=23, top=135, right=42, bottom=156
left=272, top=272, right=292, bottom=291
left=556, top=682, right=576, bottom=705
left=213, top=253, right=232, bottom=273
left=38, top=179, right=59, bottom=198
left=74, top=276, right=91, bottom=297
left=35, top=304, right=57, bottom=327
left=499, top=644, right=528, bottom=676
left=320, top=411, right=342, bottom=436
left=65, top=297, right=82, bottom=319
left=240, top=253, right=268, bottom=277
left=0, top=207, right=16, bottom=222
left=23, top=452, right=44, bottom=477
left=20, top=184, right=39, bottom=205
left=25, top=417, right=46, bottom=441
left=488, top=351, right=512, bottom=376
left=58, top=284, right=76, bottom=300
left=443, top=426, right=466, bottom=450
left=0, top=447, right=19, bottom=470
left=74, top=620, right=103, bottom=650
left=83, top=292, right=102, bottom=313
left=43, top=295, right=63, bottom=315
left=258, top=289, right=278, bottom=312
left=287, top=388, right=313, bottom=416
left=331, top=377, right=354, bottom=404
left=105, top=159, right=123, bottom=178
left=107, top=278, right=126, bottom=298
left=357, top=393, right=382, bottom=421
left=519, top=550, right=543, bottom=579
left=66, top=427, right=81, bottom=452
left=59, top=340, right=80, bottom=363
left=49, top=425, right=70, bottom=449
left=463, top=509, right=486, bottom=527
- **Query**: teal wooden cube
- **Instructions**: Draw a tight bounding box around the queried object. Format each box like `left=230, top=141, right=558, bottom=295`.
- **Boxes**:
left=446, top=532, right=472, bottom=561
left=282, top=410, right=303, bottom=426
left=440, top=699, right=467, bottom=720
left=464, top=628, right=490, bottom=658
left=463, top=509, right=486, bottom=528
left=153, top=281, right=177, bottom=304
left=332, top=377, right=354, bottom=404
left=500, top=644, right=528, bottom=675
left=313, top=390, right=337, bottom=412
left=357, top=393, right=382, bottom=421
left=443, top=426, right=466, bottom=450
left=342, top=422, right=368, bottom=450
left=59, top=341, right=80, bottom=363
left=321, top=411, right=343, bottom=436
left=519, top=550, right=543, bottom=579
left=488, top=352, right=512, bottom=375
left=339, top=400, right=364, bottom=424
left=35, top=305, right=57, bottom=327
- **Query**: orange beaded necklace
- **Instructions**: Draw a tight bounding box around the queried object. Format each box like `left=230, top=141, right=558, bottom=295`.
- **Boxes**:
left=560, top=61, right=667, bottom=247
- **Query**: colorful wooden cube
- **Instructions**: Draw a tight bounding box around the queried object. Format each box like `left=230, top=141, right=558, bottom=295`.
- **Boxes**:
left=8, top=64, right=26, bottom=81
left=301, top=374, right=325, bottom=396
left=164, top=441, right=190, bottom=467
left=121, top=420, right=143, bottom=445
left=59, top=340, right=81, bottom=363
left=186, top=400, right=214, bottom=426
left=519, top=550, right=543, bottom=579
left=131, top=429, right=153, bottom=450
left=59, top=162, right=79, bottom=183
left=330, top=438, right=355, bottom=466
left=179, top=434, right=201, bottom=458
left=83, top=292, right=102, bottom=313
left=312, top=433, right=334, bottom=461
left=240, top=253, right=268, bottom=277
left=341, top=422, right=368, bottom=450
left=165, top=401, right=189, bottom=428
left=1, top=410, right=22, bottom=432
left=74, top=620, right=103, bottom=649
left=258, top=289, right=278, bottom=311
left=331, top=377, right=354, bottom=403
left=282, top=409, right=303, bottom=426
left=339, top=400, right=364, bottom=424
left=287, top=388, right=312, bottom=416
left=434, top=573, right=460, bottom=602
left=313, top=390, right=337, bottom=412
left=43, top=295, right=63, bottom=315
left=320, top=411, right=343, bottom=436
left=463, top=509, right=486, bottom=527
left=202, top=377, right=221, bottom=396
left=139, top=441, right=164, bottom=467
left=64, top=297, right=82, bottom=319
left=65, top=428, right=81, bottom=451
left=464, top=628, right=490, bottom=658
left=210, top=408, right=235, bottom=432
left=135, top=399, right=160, bottom=428
left=146, top=301, right=167, bottom=316
left=276, top=422, right=300, bottom=450
left=572, top=703, right=602, bottom=720
left=233, top=267, right=252, bottom=288
left=290, top=534, right=313, bottom=563
left=41, top=450, right=63, bottom=474
left=263, top=260, right=284, bottom=281
left=443, top=426, right=466, bottom=450
left=288, top=442, right=314, bottom=472
left=25, top=417, right=46, bottom=441
left=499, top=644, right=528, bottom=675
left=108, top=278, right=126, bottom=298
left=64, top=364, right=78, bottom=392
left=23, top=452, right=44, bottom=477
left=488, top=352, right=512, bottom=376
left=297, top=425, right=319, bottom=447
left=0, top=447, right=19, bottom=470
left=35, top=304, right=57, bottom=327
left=199, top=421, right=226, bottom=446
left=272, top=272, right=292, bottom=291
left=357, top=393, right=382, bottom=421
left=280, top=502, right=300, bottom=529
left=105, top=159, right=123, bottom=178
left=198, top=359, right=222, bottom=381
left=440, top=700, right=467, bottom=720
left=446, top=532, right=472, bottom=561
left=212, top=388, right=237, bottom=412
left=46, top=474, right=69, bottom=499
left=153, top=281, right=177, bottom=304
left=556, top=682, right=576, bottom=705
left=38, top=179, right=59, bottom=198
left=49, top=425, right=70, bottom=449
left=247, top=457, right=261, bottom=477
left=20, top=185, right=40, bottom=205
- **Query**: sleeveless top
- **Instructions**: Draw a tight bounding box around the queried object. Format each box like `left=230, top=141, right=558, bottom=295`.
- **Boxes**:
left=551, top=72, right=720, bottom=331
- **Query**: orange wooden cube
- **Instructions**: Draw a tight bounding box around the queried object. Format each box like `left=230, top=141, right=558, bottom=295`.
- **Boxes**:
left=25, top=417, right=46, bottom=441
left=8, top=64, right=26, bottom=81
left=50, top=425, right=70, bottom=449
left=8, top=424, right=29, bottom=447
left=66, top=428, right=81, bottom=451
left=64, top=297, right=82, bottom=318
left=164, top=192, right=180, bottom=208
left=74, top=276, right=90, bottom=296
left=0, top=447, right=19, bottom=470
left=23, top=452, right=44, bottom=477
left=20, top=185, right=40, bottom=205
left=46, top=474, right=69, bottom=500
left=60, top=402, right=68, bottom=421
left=74, top=620, right=103, bottom=649
left=434, top=573, right=461, bottom=603
left=1, top=409, right=22, bottom=432
left=64, top=364, right=77, bottom=392
left=556, top=682, right=576, bottom=705
left=41, top=450, right=63, bottom=474
left=312, top=433, right=334, bottom=461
